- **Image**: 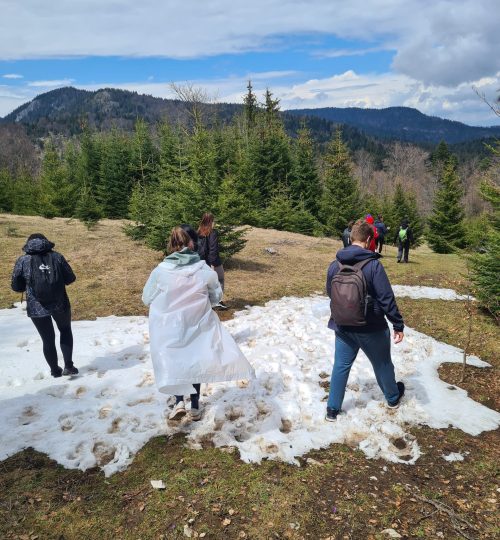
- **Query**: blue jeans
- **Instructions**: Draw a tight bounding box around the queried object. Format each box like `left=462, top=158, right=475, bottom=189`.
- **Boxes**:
left=327, top=328, right=399, bottom=411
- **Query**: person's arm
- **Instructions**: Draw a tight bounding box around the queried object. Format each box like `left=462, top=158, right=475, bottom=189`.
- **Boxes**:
left=370, top=262, right=404, bottom=333
left=205, top=266, right=223, bottom=306
left=408, top=227, right=414, bottom=244
left=60, top=255, right=76, bottom=285
left=325, top=261, right=338, bottom=299
left=142, top=268, right=160, bottom=306
left=11, top=257, right=26, bottom=293
left=208, top=230, right=220, bottom=267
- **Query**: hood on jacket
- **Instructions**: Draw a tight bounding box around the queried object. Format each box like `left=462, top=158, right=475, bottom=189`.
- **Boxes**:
left=22, top=237, right=55, bottom=255
left=336, top=244, right=381, bottom=265
left=164, top=248, right=201, bottom=266
left=401, top=219, right=409, bottom=228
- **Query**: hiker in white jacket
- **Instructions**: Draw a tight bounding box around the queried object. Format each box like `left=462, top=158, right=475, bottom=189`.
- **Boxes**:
left=142, top=227, right=255, bottom=421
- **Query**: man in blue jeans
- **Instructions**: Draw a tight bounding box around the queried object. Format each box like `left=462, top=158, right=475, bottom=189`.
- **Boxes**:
left=325, top=220, right=405, bottom=421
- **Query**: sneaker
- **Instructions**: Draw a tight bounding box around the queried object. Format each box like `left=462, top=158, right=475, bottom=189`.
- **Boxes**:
left=189, top=407, right=202, bottom=421
left=325, top=407, right=339, bottom=422
left=51, top=367, right=63, bottom=378
left=396, top=259, right=401, bottom=263
left=213, top=302, right=228, bottom=310
left=63, top=366, right=79, bottom=376
left=169, top=401, right=186, bottom=421
left=387, top=382, right=405, bottom=409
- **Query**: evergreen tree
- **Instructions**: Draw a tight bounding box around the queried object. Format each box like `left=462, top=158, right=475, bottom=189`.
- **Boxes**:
left=38, top=141, right=65, bottom=218
left=0, top=169, right=13, bottom=212
left=387, top=183, right=424, bottom=246
left=291, top=126, right=321, bottom=217
left=75, top=182, right=102, bottom=226
left=216, top=173, right=255, bottom=225
left=427, top=158, right=466, bottom=253
left=10, top=171, right=40, bottom=216
left=259, top=187, right=323, bottom=236
left=98, top=129, right=132, bottom=218
left=320, top=128, right=360, bottom=236
left=130, top=119, right=157, bottom=186
left=469, top=144, right=500, bottom=319
left=243, top=80, right=258, bottom=128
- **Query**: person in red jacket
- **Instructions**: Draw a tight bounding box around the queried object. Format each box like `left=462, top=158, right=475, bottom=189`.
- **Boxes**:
left=365, top=215, right=379, bottom=252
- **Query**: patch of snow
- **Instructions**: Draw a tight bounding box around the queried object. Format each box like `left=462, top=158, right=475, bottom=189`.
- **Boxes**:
left=391, top=285, right=473, bottom=301
left=442, top=452, right=465, bottom=462
left=0, top=297, right=498, bottom=476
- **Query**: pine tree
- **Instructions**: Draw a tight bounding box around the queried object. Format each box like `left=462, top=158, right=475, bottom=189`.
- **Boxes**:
left=38, top=141, right=65, bottom=218
left=291, top=126, right=321, bottom=217
left=130, top=119, right=157, bottom=186
left=320, top=128, right=360, bottom=236
left=243, top=80, right=258, bottom=128
left=469, top=143, right=500, bottom=319
left=0, top=169, right=14, bottom=212
left=427, top=158, right=465, bottom=253
left=98, top=129, right=132, bottom=218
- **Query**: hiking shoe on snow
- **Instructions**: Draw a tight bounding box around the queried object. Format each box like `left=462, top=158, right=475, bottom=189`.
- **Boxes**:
left=169, top=401, right=186, bottom=421
left=63, top=366, right=79, bottom=376
left=189, top=407, right=202, bottom=421
left=51, top=367, right=63, bottom=378
left=387, top=382, right=405, bottom=409
left=325, top=407, right=339, bottom=422
left=213, top=302, right=228, bottom=310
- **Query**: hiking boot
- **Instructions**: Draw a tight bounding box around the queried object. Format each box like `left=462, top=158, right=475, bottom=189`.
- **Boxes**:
left=213, top=301, right=228, bottom=310
left=325, top=407, right=339, bottom=422
left=51, top=366, right=63, bottom=378
left=63, top=365, right=79, bottom=376
left=387, top=382, right=405, bottom=409
left=189, top=407, right=202, bottom=421
left=169, top=401, right=186, bottom=421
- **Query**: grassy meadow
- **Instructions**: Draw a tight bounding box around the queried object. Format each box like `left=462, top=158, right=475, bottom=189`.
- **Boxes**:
left=0, top=214, right=498, bottom=539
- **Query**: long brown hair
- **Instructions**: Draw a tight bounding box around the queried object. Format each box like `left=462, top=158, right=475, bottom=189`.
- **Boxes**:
left=198, top=212, right=214, bottom=237
left=167, top=227, right=192, bottom=254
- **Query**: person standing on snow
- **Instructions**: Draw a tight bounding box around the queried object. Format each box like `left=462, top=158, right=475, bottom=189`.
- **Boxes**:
left=364, top=214, right=379, bottom=252
left=11, top=233, right=78, bottom=378
left=341, top=221, right=353, bottom=248
left=325, top=220, right=405, bottom=421
left=394, top=219, right=414, bottom=263
left=142, top=227, right=255, bottom=421
left=374, top=215, right=388, bottom=254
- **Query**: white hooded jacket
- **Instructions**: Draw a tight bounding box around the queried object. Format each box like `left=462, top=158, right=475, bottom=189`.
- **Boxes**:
left=142, top=249, right=255, bottom=395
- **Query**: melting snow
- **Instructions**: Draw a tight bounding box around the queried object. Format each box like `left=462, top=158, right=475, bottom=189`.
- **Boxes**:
left=0, top=291, right=498, bottom=476
left=391, top=285, right=472, bottom=301
left=442, top=452, right=465, bottom=462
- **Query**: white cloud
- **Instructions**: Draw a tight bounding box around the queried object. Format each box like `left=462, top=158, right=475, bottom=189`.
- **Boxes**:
left=0, top=1, right=499, bottom=88
left=27, top=79, right=75, bottom=88
left=2, top=73, right=23, bottom=79
left=314, top=47, right=388, bottom=59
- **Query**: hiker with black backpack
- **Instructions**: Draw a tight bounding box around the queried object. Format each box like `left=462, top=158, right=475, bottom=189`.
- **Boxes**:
left=325, top=220, right=405, bottom=421
left=11, top=233, right=78, bottom=378
left=394, top=219, right=414, bottom=263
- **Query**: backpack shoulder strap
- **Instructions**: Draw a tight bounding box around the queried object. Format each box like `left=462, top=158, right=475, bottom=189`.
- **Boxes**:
left=352, top=259, right=373, bottom=270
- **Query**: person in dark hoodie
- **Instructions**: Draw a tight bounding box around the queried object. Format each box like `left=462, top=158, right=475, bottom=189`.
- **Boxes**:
left=325, top=220, right=405, bottom=421
left=394, top=219, right=414, bottom=263
left=341, top=221, right=353, bottom=248
left=374, top=215, right=388, bottom=254
left=11, top=233, right=78, bottom=378
left=197, top=212, right=227, bottom=310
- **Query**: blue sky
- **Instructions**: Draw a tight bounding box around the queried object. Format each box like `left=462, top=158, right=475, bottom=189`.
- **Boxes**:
left=1, top=1, right=499, bottom=125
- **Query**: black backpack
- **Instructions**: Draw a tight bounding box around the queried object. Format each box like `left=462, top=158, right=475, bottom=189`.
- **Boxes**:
left=29, top=252, right=65, bottom=304
left=330, top=260, right=372, bottom=326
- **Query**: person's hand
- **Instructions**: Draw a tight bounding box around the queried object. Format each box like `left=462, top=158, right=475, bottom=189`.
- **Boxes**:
left=393, top=330, right=404, bottom=344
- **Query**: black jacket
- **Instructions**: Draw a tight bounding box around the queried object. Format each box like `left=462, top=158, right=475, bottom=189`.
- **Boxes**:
left=341, top=227, right=352, bottom=248
left=326, top=245, right=404, bottom=333
left=198, top=230, right=222, bottom=267
left=394, top=225, right=414, bottom=246
left=11, top=238, right=76, bottom=318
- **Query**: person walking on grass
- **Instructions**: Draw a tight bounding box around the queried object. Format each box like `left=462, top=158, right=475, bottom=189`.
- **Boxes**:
left=11, top=233, right=78, bottom=378
left=394, top=219, right=414, bottom=263
left=142, top=227, right=254, bottom=421
left=341, top=221, right=354, bottom=248
left=374, top=215, right=388, bottom=254
left=197, top=212, right=227, bottom=310
left=325, top=220, right=405, bottom=421
left=365, top=214, right=379, bottom=252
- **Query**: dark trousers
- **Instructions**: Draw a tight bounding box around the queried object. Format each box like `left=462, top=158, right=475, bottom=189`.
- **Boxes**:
left=31, top=309, right=73, bottom=372
left=376, top=236, right=385, bottom=253
left=397, top=242, right=410, bottom=262
left=176, top=384, right=201, bottom=409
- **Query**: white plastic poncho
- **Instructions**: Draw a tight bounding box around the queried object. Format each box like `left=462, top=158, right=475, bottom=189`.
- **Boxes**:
left=142, top=250, right=255, bottom=395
